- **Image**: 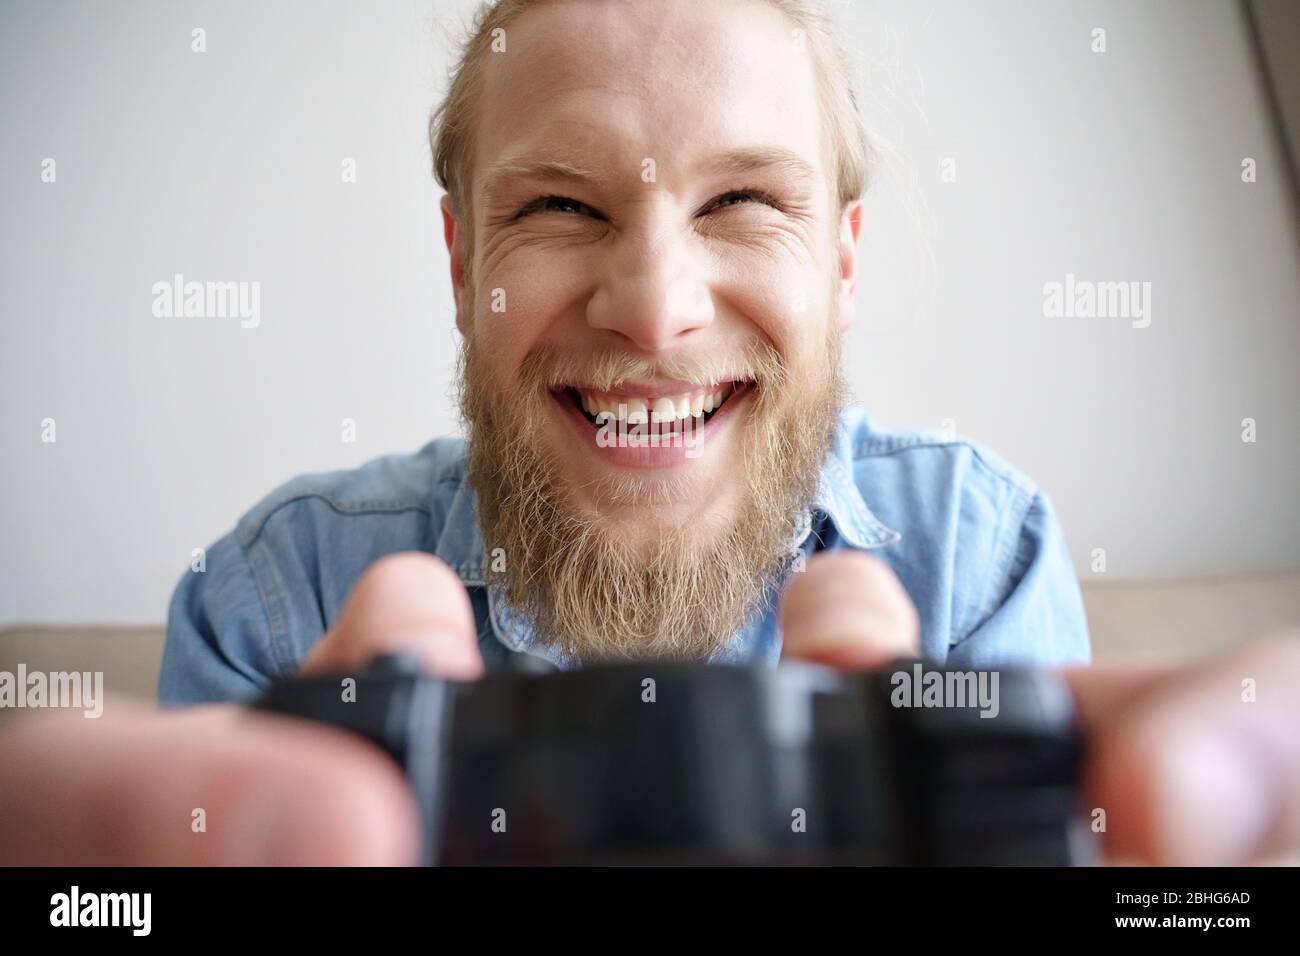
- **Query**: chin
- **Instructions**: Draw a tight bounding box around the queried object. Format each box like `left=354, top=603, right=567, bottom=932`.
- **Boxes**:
left=551, top=464, right=737, bottom=548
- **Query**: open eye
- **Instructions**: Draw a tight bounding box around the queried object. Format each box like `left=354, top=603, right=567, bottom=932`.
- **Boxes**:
left=703, top=189, right=781, bottom=214
left=516, top=195, right=600, bottom=219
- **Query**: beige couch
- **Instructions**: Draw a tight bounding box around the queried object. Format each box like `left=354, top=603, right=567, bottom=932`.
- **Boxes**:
left=2, top=571, right=1297, bottom=704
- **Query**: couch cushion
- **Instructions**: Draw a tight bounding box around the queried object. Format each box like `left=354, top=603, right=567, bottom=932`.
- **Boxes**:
left=1082, top=570, right=1300, bottom=659
left=0, top=627, right=165, bottom=703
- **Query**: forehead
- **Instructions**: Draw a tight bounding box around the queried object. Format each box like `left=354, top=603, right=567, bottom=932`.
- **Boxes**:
left=472, top=0, right=827, bottom=202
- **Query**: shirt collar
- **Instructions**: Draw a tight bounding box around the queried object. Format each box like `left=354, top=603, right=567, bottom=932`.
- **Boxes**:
left=433, top=413, right=902, bottom=660
left=807, top=419, right=903, bottom=550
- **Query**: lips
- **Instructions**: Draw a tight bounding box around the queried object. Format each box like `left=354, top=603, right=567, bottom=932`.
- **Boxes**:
left=548, top=379, right=752, bottom=468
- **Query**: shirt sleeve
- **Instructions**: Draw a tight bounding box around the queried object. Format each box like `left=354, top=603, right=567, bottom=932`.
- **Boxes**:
left=156, top=531, right=285, bottom=707
left=944, top=488, right=1092, bottom=669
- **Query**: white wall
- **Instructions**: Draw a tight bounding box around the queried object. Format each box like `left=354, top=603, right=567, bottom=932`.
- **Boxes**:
left=1, top=0, right=1296, bottom=626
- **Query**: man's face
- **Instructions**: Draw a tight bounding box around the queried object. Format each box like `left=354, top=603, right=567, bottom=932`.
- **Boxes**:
left=448, top=0, right=861, bottom=661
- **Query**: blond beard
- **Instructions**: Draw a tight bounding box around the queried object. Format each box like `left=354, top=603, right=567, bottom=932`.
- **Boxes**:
left=457, top=322, right=846, bottom=665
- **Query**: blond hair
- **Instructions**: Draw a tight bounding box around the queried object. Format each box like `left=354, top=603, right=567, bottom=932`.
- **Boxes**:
left=429, top=0, right=875, bottom=263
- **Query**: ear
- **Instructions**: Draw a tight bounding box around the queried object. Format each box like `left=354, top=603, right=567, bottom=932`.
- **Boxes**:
left=834, top=199, right=864, bottom=333
left=440, top=194, right=470, bottom=335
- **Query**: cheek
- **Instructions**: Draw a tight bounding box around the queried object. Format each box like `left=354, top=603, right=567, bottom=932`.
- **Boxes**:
left=715, top=249, right=834, bottom=361
left=471, top=258, right=587, bottom=372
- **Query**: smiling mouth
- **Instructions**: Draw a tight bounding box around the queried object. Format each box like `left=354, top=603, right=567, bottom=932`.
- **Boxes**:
left=556, top=382, right=745, bottom=432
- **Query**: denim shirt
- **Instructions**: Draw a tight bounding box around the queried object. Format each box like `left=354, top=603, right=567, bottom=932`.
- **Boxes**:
left=158, top=406, right=1091, bottom=705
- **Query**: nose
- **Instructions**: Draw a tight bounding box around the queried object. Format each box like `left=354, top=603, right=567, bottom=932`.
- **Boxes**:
left=584, top=212, right=714, bottom=352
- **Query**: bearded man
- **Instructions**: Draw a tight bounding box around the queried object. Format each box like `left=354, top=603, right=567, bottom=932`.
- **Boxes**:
left=2, top=0, right=1295, bottom=872
left=157, top=0, right=1087, bottom=703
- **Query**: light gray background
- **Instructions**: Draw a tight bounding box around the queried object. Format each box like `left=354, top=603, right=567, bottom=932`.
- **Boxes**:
left=2, top=0, right=1297, bottom=626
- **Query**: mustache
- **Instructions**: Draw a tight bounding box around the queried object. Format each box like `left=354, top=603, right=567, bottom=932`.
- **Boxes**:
left=515, top=340, right=789, bottom=394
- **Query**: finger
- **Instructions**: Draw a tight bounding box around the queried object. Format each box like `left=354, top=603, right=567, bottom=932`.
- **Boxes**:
left=778, top=550, right=920, bottom=669
left=1060, top=655, right=1179, bottom=730
left=0, top=699, right=421, bottom=866
left=301, top=551, right=483, bottom=680
left=1069, top=634, right=1300, bottom=865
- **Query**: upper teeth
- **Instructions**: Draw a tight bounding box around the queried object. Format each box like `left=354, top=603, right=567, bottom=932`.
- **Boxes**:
left=579, top=386, right=733, bottom=423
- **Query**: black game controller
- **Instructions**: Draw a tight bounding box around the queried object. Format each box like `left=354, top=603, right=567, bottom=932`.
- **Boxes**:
left=253, top=654, right=1094, bottom=865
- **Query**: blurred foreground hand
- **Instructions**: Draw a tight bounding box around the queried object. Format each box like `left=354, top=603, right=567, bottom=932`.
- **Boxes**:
left=780, top=551, right=1300, bottom=865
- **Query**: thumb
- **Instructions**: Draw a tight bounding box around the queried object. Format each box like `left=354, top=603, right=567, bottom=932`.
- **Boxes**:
left=779, top=550, right=920, bottom=670
left=1068, top=634, right=1300, bottom=865
left=0, top=700, right=420, bottom=865
left=301, top=551, right=483, bottom=680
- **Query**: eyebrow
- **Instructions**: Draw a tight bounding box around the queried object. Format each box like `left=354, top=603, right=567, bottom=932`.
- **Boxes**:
left=478, top=145, right=819, bottom=206
left=479, top=158, right=606, bottom=206
left=703, top=145, right=819, bottom=186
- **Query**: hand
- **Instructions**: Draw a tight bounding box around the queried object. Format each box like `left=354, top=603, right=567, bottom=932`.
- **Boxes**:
left=778, top=551, right=1300, bottom=865
left=300, top=551, right=484, bottom=679
left=0, top=700, right=421, bottom=865
left=0, top=552, right=484, bottom=865
left=1067, top=637, right=1300, bottom=865
left=777, top=551, right=920, bottom=668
